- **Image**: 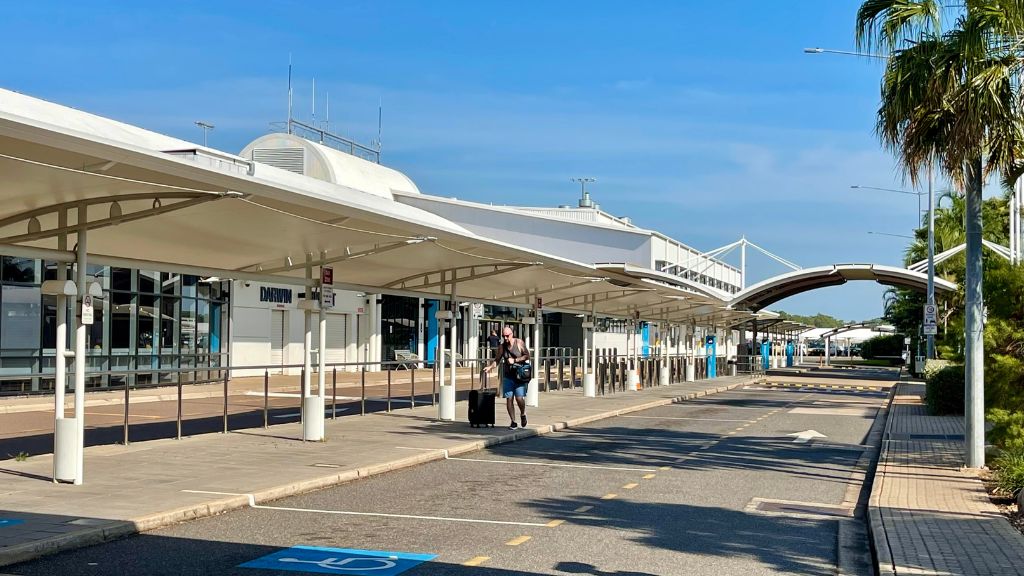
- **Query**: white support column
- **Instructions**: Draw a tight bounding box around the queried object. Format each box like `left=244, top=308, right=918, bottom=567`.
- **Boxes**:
left=824, top=335, right=831, bottom=366
left=73, top=228, right=87, bottom=485
left=626, top=314, right=640, bottom=390
left=317, top=253, right=328, bottom=439
left=301, top=254, right=323, bottom=441
left=526, top=300, right=541, bottom=407
left=416, top=298, right=425, bottom=363
left=685, top=324, right=696, bottom=382
left=582, top=299, right=595, bottom=397
left=448, top=285, right=458, bottom=405
left=437, top=307, right=448, bottom=420
left=53, top=213, right=69, bottom=482
left=438, top=275, right=456, bottom=421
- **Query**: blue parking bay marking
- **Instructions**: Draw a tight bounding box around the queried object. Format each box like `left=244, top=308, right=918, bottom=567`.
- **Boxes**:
left=0, top=519, right=24, bottom=527
left=240, top=545, right=436, bottom=575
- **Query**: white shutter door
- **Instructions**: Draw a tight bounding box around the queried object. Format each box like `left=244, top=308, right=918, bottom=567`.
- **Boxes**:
left=269, top=310, right=285, bottom=371
left=325, top=313, right=347, bottom=363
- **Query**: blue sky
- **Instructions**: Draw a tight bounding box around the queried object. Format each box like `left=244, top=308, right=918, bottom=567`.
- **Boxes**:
left=2, top=1, right=936, bottom=321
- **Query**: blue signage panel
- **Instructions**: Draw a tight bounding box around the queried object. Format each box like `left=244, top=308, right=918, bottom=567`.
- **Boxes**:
left=704, top=335, right=717, bottom=378
left=0, top=519, right=24, bottom=527
left=241, top=546, right=436, bottom=575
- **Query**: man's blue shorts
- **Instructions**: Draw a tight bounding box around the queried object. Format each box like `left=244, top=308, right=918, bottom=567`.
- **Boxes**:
left=502, top=376, right=526, bottom=398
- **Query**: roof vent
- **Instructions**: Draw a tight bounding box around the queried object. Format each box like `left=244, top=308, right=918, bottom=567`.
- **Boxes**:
left=558, top=204, right=572, bottom=209
left=620, top=216, right=632, bottom=225
left=252, top=147, right=305, bottom=174
left=578, top=191, right=593, bottom=208
left=593, top=203, right=600, bottom=211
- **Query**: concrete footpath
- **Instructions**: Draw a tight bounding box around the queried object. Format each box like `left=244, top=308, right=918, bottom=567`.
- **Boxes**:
left=870, top=381, right=1024, bottom=575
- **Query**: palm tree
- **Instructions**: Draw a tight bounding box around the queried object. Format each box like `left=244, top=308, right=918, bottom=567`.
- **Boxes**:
left=856, top=0, right=1024, bottom=467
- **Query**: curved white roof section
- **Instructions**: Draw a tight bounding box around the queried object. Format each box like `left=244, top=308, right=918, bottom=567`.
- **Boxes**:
left=241, top=133, right=420, bottom=201
left=729, top=264, right=958, bottom=312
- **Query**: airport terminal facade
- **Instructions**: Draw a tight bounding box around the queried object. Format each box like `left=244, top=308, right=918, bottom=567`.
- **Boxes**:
left=0, top=97, right=745, bottom=395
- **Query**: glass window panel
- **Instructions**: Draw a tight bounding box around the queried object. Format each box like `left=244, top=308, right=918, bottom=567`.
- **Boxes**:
left=138, top=294, right=156, bottom=351
left=110, top=292, right=132, bottom=350
left=87, top=265, right=109, bottom=290
left=2, top=257, right=38, bottom=283
left=161, top=273, right=180, bottom=295
left=196, top=299, right=209, bottom=352
left=181, top=298, right=196, bottom=351
left=111, top=268, right=132, bottom=292
left=87, top=295, right=106, bottom=351
left=182, top=275, right=197, bottom=298
left=2, top=286, right=41, bottom=350
left=139, top=271, right=158, bottom=294
left=42, top=294, right=57, bottom=349
left=160, top=296, right=179, bottom=353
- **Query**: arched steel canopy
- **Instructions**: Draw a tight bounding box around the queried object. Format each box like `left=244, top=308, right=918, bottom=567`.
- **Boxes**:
left=819, top=322, right=896, bottom=340
left=729, top=264, right=957, bottom=312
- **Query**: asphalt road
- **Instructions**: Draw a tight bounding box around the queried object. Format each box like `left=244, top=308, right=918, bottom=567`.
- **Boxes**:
left=4, top=380, right=890, bottom=576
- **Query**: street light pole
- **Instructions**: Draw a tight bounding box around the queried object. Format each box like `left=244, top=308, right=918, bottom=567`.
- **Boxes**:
left=927, top=164, right=936, bottom=359
left=803, top=47, right=887, bottom=59
left=195, top=121, right=215, bottom=147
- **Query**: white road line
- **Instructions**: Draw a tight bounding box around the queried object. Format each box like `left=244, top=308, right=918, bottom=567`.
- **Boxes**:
left=181, top=490, right=548, bottom=527
left=552, top=431, right=708, bottom=444
left=620, top=415, right=750, bottom=422
left=446, top=456, right=656, bottom=472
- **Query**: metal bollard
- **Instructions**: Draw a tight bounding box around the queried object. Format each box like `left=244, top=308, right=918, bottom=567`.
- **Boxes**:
left=222, top=371, right=229, bottom=433
left=176, top=377, right=183, bottom=440
left=387, top=367, right=392, bottom=413
left=332, top=367, right=337, bottom=420
left=263, top=369, right=269, bottom=429
left=361, top=365, right=366, bottom=415
left=123, top=379, right=130, bottom=445
left=300, top=369, right=305, bottom=424
left=411, top=367, right=417, bottom=408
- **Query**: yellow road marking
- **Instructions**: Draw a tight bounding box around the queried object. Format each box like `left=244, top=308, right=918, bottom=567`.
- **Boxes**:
left=463, top=556, right=490, bottom=566
left=642, top=473, right=656, bottom=480
left=574, top=505, right=594, bottom=513
left=622, top=483, right=638, bottom=490
left=658, top=466, right=670, bottom=470
left=600, top=493, right=617, bottom=500
left=506, top=535, right=532, bottom=546
left=546, top=519, right=565, bottom=527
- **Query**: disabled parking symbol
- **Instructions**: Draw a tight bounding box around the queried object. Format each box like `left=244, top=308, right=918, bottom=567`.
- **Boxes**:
left=240, top=545, right=436, bottom=575
left=0, top=519, right=24, bottom=527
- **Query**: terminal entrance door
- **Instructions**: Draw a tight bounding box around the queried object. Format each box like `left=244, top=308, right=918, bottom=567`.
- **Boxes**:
left=269, top=310, right=285, bottom=374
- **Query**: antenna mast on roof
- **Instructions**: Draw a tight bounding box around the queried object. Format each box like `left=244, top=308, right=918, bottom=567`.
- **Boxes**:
left=377, top=98, right=383, bottom=159
left=312, top=77, right=316, bottom=126
left=571, top=177, right=596, bottom=208
left=287, top=54, right=293, bottom=134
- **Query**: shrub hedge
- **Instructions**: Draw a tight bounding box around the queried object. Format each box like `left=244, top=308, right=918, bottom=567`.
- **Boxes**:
left=993, top=447, right=1024, bottom=497
left=925, top=364, right=964, bottom=415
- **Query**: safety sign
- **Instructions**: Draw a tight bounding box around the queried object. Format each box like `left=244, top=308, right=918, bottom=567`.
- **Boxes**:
left=0, top=519, right=24, bottom=527
left=240, top=546, right=436, bottom=575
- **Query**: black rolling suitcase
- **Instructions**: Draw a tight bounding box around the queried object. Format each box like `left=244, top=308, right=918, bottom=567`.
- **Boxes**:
left=469, top=371, right=496, bottom=428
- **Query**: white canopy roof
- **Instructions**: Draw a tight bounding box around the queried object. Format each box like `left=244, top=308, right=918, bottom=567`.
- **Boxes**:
left=0, top=87, right=737, bottom=324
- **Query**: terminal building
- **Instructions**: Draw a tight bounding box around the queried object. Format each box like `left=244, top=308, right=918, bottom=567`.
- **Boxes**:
left=0, top=88, right=765, bottom=394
